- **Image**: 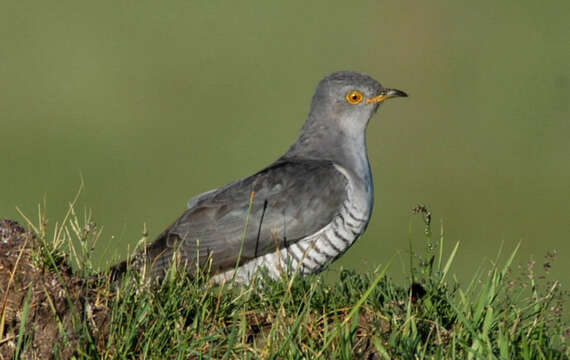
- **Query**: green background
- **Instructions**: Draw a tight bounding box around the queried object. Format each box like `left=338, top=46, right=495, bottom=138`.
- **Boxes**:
left=1, top=1, right=568, bottom=286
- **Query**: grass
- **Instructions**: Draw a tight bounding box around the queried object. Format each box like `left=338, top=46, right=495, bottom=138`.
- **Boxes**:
left=1, top=196, right=567, bottom=359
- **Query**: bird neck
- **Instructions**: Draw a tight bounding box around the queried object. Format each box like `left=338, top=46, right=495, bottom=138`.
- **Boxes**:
left=284, top=125, right=372, bottom=186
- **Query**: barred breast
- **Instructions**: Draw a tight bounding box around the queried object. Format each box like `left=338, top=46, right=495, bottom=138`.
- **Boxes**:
left=213, top=164, right=373, bottom=284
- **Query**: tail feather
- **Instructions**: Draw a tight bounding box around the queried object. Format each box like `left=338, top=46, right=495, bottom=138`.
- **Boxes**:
left=108, top=258, right=129, bottom=282
left=105, top=233, right=173, bottom=282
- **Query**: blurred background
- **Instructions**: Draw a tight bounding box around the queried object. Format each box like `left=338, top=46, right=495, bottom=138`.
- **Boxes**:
left=1, top=1, right=568, bottom=287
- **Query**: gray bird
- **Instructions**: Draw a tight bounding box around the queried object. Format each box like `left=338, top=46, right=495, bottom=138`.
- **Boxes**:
left=111, top=71, right=407, bottom=283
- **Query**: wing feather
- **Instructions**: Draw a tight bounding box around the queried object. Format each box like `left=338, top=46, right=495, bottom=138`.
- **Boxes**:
left=146, top=159, right=348, bottom=275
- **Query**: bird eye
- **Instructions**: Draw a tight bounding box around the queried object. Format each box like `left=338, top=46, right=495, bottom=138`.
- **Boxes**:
left=345, top=90, right=364, bottom=105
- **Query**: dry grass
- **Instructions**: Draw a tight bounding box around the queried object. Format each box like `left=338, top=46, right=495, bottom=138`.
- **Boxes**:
left=0, top=200, right=567, bottom=359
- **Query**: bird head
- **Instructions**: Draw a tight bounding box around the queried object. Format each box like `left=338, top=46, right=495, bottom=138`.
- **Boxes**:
left=307, top=71, right=407, bottom=138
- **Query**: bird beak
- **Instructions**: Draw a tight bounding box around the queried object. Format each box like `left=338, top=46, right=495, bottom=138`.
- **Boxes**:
left=365, top=88, right=408, bottom=104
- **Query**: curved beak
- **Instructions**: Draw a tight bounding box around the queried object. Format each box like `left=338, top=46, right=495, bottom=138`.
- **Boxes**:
left=365, top=88, right=408, bottom=104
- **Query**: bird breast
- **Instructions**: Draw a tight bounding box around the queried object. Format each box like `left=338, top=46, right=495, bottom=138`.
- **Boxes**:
left=212, top=163, right=373, bottom=283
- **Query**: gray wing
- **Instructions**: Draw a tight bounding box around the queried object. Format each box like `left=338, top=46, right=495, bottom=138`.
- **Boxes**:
left=146, top=158, right=348, bottom=275
left=187, top=188, right=216, bottom=209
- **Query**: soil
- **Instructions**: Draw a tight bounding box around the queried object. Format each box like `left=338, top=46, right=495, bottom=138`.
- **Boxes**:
left=0, top=219, right=111, bottom=359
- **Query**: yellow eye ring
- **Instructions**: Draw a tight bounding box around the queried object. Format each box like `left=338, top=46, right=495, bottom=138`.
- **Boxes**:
left=346, top=90, right=364, bottom=104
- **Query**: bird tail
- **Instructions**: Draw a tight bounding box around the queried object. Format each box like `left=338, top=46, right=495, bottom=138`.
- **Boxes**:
left=108, top=258, right=129, bottom=282
left=104, top=233, right=173, bottom=282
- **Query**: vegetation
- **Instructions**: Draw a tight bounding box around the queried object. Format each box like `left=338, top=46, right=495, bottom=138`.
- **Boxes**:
left=0, top=197, right=567, bottom=359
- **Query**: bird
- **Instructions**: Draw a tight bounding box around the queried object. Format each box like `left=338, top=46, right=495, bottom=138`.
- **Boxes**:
left=110, top=71, right=407, bottom=284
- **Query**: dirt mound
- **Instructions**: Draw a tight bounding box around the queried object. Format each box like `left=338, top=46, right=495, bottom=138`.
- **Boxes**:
left=0, top=219, right=110, bottom=359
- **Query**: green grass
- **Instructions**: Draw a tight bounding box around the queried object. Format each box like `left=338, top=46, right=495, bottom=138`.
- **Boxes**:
left=3, top=198, right=568, bottom=359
